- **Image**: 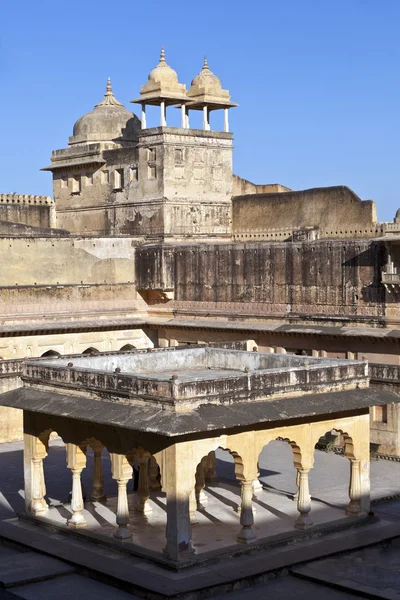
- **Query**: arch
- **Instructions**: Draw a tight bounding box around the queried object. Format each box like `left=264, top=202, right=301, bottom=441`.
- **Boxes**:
left=40, top=350, right=60, bottom=358
left=82, top=347, right=100, bottom=356
left=120, top=344, right=137, bottom=352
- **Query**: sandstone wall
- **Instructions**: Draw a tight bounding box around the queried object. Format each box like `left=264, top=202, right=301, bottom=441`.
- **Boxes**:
left=0, top=237, right=135, bottom=286
left=232, top=186, right=377, bottom=238
left=0, top=195, right=55, bottom=228
left=232, top=175, right=291, bottom=196
left=136, top=239, right=386, bottom=317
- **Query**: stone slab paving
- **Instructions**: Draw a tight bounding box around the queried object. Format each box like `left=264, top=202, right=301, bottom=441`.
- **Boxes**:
left=212, top=574, right=361, bottom=599
left=0, top=552, right=74, bottom=588
left=12, top=574, right=140, bottom=600
left=291, top=544, right=400, bottom=599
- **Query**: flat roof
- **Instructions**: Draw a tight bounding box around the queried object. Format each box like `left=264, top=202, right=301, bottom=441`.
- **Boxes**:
left=0, top=386, right=395, bottom=437
left=21, top=347, right=369, bottom=412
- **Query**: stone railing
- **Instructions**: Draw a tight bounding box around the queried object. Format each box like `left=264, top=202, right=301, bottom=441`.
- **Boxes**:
left=369, top=363, right=400, bottom=383
left=0, top=359, right=24, bottom=377
left=0, top=194, right=54, bottom=205
left=21, top=356, right=367, bottom=408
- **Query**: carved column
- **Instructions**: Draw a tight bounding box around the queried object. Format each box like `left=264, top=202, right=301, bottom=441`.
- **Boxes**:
left=189, top=489, right=198, bottom=525
left=66, top=444, right=87, bottom=528
left=205, top=452, right=219, bottom=485
left=135, top=455, right=152, bottom=513
left=293, top=470, right=300, bottom=502
left=195, top=458, right=208, bottom=510
left=148, top=455, right=161, bottom=490
left=32, top=457, right=48, bottom=516
left=111, top=454, right=133, bottom=540
left=90, top=441, right=106, bottom=502
left=24, top=433, right=49, bottom=516
left=237, top=480, right=256, bottom=543
left=252, top=462, right=263, bottom=494
left=164, top=442, right=195, bottom=561
left=346, top=459, right=364, bottom=516
left=295, top=468, right=313, bottom=530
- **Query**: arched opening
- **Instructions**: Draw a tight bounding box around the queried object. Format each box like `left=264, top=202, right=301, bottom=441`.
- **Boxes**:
left=82, top=347, right=100, bottom=356
left=37, top=430, right=72, bottom=520
left=120, top=344, right=137, bottom=352
left=310, top=429, right=364, bottom=518
left=185, top=448, right=253, bottom=551
left=40, top=350, right=60, bottom=358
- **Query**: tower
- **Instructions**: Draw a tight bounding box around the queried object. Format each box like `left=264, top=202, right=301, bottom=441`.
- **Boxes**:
left=130, top=50, right=238, bottom=240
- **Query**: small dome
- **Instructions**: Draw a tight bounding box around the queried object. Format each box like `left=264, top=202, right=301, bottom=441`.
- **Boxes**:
left=70, top=79, right=140, bottom=145
left=395, top=208, right=400, bottom=223
left=148, top=47, right=179, bottom=85
left=190, top=57, right=222, bottom=91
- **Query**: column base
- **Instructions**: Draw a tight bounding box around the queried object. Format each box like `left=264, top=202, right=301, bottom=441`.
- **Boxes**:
left=163, top=541, right=194, bottom=561
left=114, top=526, right=132, bottom=540
left=67, top=516, right=88, bottom=528
left=237, top=526, right=257, bottom=543
left=190, top=513, right=199, bottom=525
left=252, top=480, right=263, bottom=494
left=295, top=514, right=313, bottom=530
left=134, top=501, right=152, bottom=514
left=346, top=503, right=367, bottom=517
left=205, top=476, right=219, bottom=486
left=91, top=492, right=107, bottom=503
left=31, top=500, right=49, bottom=517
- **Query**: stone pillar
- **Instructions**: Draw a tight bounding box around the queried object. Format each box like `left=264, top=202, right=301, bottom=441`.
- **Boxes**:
left=24, top=433, right=49, bottom=517
left=204, top=451, right=218, bottom=485
left=90, top=441, right=106, bottom=502
left=293, top=470, right=300, bottom=502
left=195, top=458, right=208, bottom=510
left=135, top=455, right=152, bottom=513
left=164, top=443, right=194, bottom=561
left=224, top=108, right=229, bottom=132
left=203, top=105, right=209, bottom=130
left=160, top=101, right=166, bottom=126
left=346, top=459, right=364, bottom=516
left=186, top=109, right=190, bottom=129
left=312, top=350, right=320, bottom=357
left=181, top=104, right=186, bottom=129
left=141, top=104, right=146, bottom=129
left=252, top=462, right=263, bottom=494
left=111, top=453, right=133, bottom=540
left=189, top=489, right=198, bottom=525
left=295, top=468, right=313, bottom=530
left=66, top=443, right=87, bottom=528
left=237, top=480, right=256, bottom=543
left=148, top=455, right=161, bottom=490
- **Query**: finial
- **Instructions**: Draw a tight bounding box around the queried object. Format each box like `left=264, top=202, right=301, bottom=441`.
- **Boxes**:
left=160, top=46, right=166, bottom=64
left=203, top=56, right=209, bottom=70
left=95, top=77, right=123, bottom=108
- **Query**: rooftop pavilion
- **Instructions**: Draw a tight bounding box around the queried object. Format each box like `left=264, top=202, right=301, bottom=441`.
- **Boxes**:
left=0, top=347, right=397, bottom=565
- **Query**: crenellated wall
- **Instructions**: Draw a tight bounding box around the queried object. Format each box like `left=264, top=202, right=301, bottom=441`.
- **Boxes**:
left=0, top=194, right=55, bottom=229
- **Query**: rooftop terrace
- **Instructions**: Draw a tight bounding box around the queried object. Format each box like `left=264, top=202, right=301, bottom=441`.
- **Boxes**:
left=22, top=347, right=368, bottom=412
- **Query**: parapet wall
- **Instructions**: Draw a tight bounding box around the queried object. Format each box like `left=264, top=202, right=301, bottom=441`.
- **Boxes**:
left=232, top=186, right=377, bottom=238
left=0, top=194, right=55, bottom=228
left=232, top=175, right=291, bottom=196
left=136, top=239, right=386, bottom=318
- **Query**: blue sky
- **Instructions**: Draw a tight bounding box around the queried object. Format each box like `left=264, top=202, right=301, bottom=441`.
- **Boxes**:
left=1, top=0, right=399, bottom=221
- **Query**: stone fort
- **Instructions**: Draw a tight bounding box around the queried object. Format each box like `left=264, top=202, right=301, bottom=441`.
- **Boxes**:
left=1, top=47, right=400, bottom=459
